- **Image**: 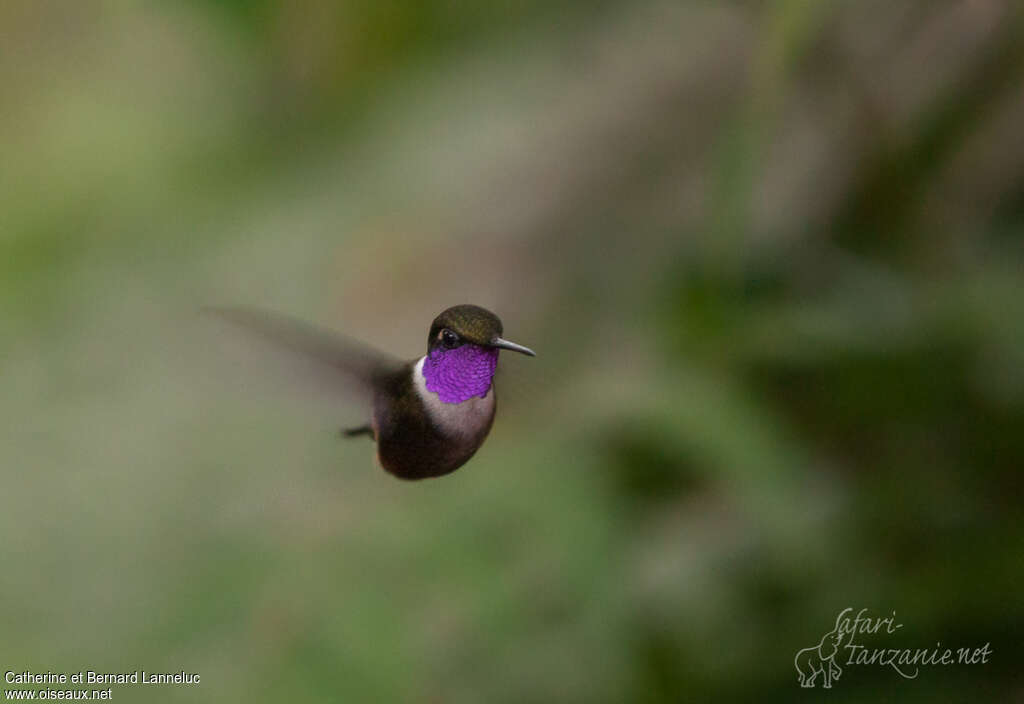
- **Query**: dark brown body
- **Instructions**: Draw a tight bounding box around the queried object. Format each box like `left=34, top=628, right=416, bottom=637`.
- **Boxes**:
left=371, top=362, right=496, bottom=479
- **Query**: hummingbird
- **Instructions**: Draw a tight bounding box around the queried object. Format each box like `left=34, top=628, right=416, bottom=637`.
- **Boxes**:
left=210, top=304, right=535, bottom=480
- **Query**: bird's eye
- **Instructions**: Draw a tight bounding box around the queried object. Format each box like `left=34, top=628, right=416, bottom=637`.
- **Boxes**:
left=440, top=329, right=460, bottom=349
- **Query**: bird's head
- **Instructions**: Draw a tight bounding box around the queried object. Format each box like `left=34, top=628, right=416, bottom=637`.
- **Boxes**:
left=427, top=304, right=535, bottom=358
left=422, top=305, right=535, bottom=404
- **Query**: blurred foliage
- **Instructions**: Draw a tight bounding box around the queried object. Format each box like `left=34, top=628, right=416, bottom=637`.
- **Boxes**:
left=2, top=0, right=1023, bottom=702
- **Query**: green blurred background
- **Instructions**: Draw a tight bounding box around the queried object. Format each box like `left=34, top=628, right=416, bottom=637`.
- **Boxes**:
left=2, top=1, right=1023, bottom=701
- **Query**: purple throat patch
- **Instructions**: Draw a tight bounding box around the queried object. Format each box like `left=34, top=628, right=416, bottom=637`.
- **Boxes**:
left=423, top=344, right=498, bottom=404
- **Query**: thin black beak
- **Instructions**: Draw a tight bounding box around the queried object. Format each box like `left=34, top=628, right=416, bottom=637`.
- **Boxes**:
left=490, top=337, right=536, bottom=357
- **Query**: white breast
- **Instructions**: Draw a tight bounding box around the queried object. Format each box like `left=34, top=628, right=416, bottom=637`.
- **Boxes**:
left=412, top=356, right=495, bottom=437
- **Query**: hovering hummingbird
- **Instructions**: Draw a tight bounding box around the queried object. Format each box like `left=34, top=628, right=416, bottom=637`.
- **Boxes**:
left=210, top=304, right=535, bottom=480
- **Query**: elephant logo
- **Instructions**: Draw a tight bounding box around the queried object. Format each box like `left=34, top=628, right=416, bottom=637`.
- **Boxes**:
left=795, top=624, right=848, bottom=688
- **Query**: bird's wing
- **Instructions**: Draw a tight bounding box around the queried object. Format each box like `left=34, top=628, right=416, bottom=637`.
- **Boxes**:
left=204, top=306, right=402, bottom=399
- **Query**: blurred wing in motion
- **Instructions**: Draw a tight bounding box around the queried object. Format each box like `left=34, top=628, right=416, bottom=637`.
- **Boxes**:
left=204, top=306, right=401, bottom=403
